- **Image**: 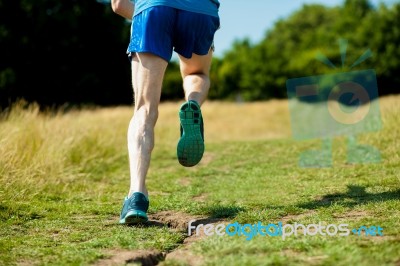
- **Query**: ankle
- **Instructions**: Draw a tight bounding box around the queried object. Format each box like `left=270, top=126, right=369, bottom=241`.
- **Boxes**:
left=128, top=189, right=148, bottom=199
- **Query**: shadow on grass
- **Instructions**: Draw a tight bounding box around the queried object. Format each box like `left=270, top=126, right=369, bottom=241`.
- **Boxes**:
left=297, top=185, right=400, bottom=210
left=201, top=204, right=245, bottom=219
left=116, top=220, right=171, bottom=229
left=145, top=220, right=167, bottom=228
left=121, top=205, right=244, bottom=229
left=130, top=217, right=227, bottom=231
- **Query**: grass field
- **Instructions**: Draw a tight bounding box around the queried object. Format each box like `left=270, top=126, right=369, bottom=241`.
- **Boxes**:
left=0, top=96, right=399, bottom=266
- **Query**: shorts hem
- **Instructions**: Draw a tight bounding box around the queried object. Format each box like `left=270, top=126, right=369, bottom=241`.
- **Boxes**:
left=175, top=48, right=211, bottom=59
left=126, top=50, right=171, bottom=62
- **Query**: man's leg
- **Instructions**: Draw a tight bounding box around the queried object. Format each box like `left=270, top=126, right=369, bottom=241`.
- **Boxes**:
left=179, top=50, right=213, bottom=105
left=176, top=50, right=213, bottom=167
left=120, top=52, right=167, bottom=225
left=127, top=53, right=168, bottom=197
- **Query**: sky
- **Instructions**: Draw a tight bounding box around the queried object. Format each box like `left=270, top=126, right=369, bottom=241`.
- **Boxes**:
left=213, top=0, right=398, bottom=57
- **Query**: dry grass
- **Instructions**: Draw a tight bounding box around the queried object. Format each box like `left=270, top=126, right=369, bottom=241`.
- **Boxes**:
left=157, top=99, right=292, bottom=144
left=1, top=95, right=398, bottom=181
left=0, top=95, right=399, bottom=265
left=1, top=95, right=397, bottom=194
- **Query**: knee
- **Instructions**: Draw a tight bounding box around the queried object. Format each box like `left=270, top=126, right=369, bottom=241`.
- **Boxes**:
left=183, top=74, right=210, bottom=87
left=181, top=69, right=210, bottom=80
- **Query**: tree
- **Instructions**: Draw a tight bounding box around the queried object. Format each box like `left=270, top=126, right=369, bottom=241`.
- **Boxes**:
left=212, top=0, right=399, bottom=101
left=1, top=0, right=398, bottom=106
left=0, top=0, right=132, bottom=108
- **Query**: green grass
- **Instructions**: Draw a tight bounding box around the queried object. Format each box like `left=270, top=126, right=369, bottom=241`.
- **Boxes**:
left=0, top=97, right=399, bottom=265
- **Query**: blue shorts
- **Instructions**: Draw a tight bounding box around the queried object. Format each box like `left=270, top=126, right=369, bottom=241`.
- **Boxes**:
left=127, top=6, right=220, bottom=62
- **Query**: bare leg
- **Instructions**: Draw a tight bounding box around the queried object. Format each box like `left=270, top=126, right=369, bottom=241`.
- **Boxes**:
left=176, top=50, right=213, bottom=167
left=179, top=49, right=213, bottom=105
left=128, top=53, right=168, bottom=198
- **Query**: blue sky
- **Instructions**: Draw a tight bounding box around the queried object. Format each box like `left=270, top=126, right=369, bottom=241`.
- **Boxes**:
left=213, top=0, right=398, bottom=57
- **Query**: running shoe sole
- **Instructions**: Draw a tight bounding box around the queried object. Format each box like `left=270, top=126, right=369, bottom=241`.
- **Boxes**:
left=119, top=210, right=148, bottom=225
left=177, top=101, right=204, bottom=167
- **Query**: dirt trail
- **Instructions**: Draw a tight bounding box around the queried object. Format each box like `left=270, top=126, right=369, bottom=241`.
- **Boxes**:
left=94, top=211, right=225, bottom=266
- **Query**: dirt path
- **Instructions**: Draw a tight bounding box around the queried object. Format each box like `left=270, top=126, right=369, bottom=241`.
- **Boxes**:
left=93, top=211, right=226, bottom=266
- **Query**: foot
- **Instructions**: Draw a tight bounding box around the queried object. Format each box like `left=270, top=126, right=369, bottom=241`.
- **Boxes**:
left=119, top=192, right=149, bottom=225
left=177, top=100, right=205, bottom=167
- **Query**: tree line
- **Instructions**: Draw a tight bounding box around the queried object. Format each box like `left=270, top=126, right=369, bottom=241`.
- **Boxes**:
left=0, top=0, right=398, bottom=108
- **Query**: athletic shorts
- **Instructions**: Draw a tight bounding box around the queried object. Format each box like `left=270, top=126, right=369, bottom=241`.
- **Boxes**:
left=127, top=6, right=220, bottom=62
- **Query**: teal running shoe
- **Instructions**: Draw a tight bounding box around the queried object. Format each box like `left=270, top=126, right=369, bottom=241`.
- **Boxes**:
left=119, top=192, right=149, bottom=225
left=177, top=100, right=204, bottom=167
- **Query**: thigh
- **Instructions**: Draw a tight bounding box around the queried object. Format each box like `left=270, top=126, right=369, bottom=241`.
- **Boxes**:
left=127, top=6, right=177, bottom=62
left=178, top=49, right=213, bottom=78
left=131, top=53, right=168, bottom=109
